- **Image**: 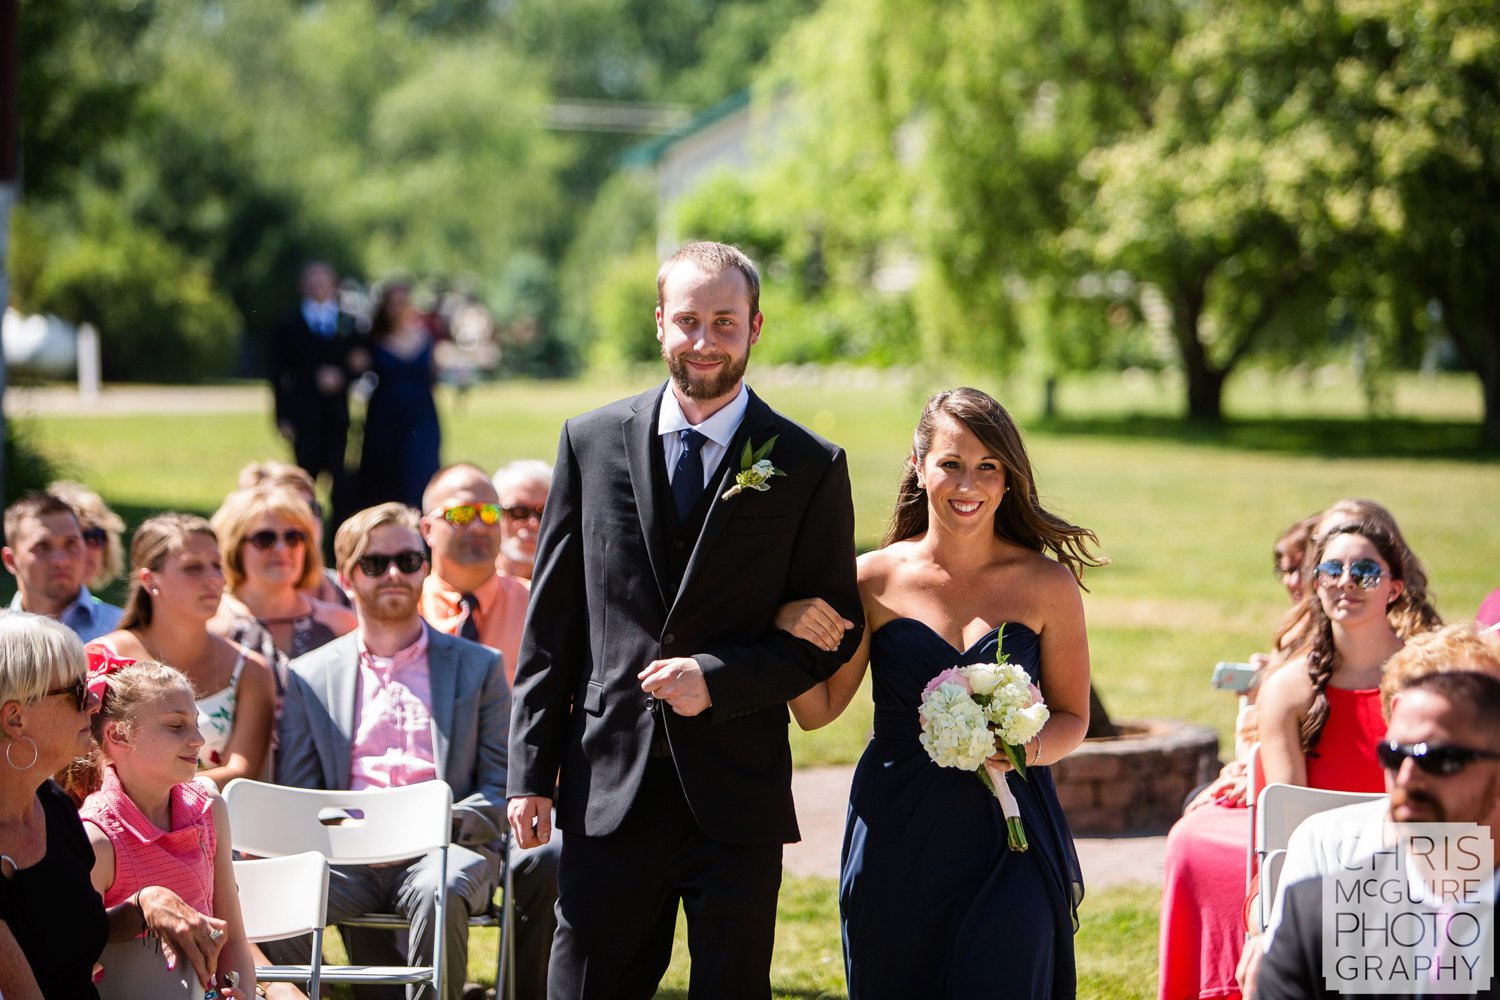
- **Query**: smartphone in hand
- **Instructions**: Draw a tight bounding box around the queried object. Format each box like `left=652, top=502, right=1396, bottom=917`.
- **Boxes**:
left=1210, top=661, right=1258, bottom=693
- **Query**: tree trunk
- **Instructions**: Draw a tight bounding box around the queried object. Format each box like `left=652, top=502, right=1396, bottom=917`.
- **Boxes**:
left=1169, top=282, right=1227, bottom=423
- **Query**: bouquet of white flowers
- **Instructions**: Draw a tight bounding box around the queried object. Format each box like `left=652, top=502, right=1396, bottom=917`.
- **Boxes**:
left=916, top=626, right=1049, bottom=851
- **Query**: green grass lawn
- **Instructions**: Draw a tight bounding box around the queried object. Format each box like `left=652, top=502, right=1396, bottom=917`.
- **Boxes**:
left=9, top=365, right=1494, bottom=995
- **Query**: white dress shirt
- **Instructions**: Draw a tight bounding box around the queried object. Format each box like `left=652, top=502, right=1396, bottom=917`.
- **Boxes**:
left=657, top=383, right=750, bottom=490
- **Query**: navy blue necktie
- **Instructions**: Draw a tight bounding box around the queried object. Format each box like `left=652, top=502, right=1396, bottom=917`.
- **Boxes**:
left=672, top=429, right=707, bottom=520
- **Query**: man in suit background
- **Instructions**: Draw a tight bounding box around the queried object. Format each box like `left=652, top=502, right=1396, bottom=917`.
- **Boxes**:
left=507, top=241, right=864, bottom=999
left=274, top=502, right=510, bottom=1000
left=1258, top=668, right=1500, bottom=1000
left=418, top=463, right=559, bottom=997
left=270, top=261, right=364, bottom=528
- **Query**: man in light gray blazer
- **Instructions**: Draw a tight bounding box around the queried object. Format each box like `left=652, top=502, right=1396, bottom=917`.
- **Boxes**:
left=273, top=502, right=510, bottom=1000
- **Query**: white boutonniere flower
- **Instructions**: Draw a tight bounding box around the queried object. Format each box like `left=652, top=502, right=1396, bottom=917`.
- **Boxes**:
left=721, top=435, right=787, bottom=500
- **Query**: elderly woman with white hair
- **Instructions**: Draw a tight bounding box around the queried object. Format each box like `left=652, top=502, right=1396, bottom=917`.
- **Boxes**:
left=0, top=613, right=228, bottom=999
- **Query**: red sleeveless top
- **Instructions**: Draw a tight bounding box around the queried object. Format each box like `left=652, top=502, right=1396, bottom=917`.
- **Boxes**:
left=1304, top=685, right=1386, bottom=793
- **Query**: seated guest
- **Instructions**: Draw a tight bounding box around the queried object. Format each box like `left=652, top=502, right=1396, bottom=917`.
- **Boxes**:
left=271, top=503, right=510, bottom=1000
left=3, top=491, right=122, bottom=642
left=0, top=612, right=226, bottom=999
left=1159, top=504, right=1439, bottom=1000
left=73, top=658, right=280, bottom=997
left=92, top=514, right=276, bottom=790
left=210, top=484, right=355, bottom=686
left=491, top=459, right=551, bottom=583
left=1242, top=623, right=1500, bottom=997
left=49, top=480, right=127, bottom=594
left=419, top=464, right=559, bottom=998
left=419, top=464, right=529, bottom=682
left=235, top=460, right=350, bottom=608
left=1259, top=670, right=1500, bottom=998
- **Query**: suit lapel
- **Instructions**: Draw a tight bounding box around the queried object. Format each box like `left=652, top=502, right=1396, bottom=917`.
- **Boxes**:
left=669, top=389, right=779, bottom=620
left=624, top=386, right=672, bottom=607
left=428, top=631, right=456, bottom=778
left=328, top=644, right=359, bottom=788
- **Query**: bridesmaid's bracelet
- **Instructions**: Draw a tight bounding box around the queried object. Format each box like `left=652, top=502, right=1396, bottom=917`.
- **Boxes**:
left=1030, top=734, right=1042, bottom=766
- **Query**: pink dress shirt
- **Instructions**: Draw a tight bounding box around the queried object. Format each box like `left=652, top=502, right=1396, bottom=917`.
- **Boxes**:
left=349, top=627, right=439, bottom=790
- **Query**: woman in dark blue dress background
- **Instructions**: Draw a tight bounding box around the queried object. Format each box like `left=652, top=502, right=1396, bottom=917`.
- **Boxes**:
left=357, top=281, right=441, bottom=510
left=778, top=387, right=1101, bottom=998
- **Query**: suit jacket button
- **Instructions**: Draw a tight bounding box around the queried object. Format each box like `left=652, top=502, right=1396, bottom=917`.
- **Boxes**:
left=673, top=539, right=684, bottom=550
left=643, top=695, right=656, bottom=711
left=662, top=632, right=675, bottom=646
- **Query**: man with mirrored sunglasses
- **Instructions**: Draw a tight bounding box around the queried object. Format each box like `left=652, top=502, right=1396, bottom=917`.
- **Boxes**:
left=418, top=465, right=531, bottom=687
left=1258, top=640, right=1500, bottom=1000
left=272, top=502, right=511, bottom=1000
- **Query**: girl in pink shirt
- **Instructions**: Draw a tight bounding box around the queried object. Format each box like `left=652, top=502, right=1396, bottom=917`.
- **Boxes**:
left=75, top=659, right=282, bottom=997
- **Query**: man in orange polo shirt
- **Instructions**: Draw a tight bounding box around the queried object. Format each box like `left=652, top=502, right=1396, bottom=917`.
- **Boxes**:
left=419, top=463, right=530, bottom=685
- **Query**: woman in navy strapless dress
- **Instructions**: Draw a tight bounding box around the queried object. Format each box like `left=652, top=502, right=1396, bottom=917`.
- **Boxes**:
left=778, top=388, right=1102, bottom=999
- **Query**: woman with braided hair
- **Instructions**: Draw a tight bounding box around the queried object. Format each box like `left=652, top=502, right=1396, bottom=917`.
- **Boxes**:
left=1255, top=516, right=1421, bottom=790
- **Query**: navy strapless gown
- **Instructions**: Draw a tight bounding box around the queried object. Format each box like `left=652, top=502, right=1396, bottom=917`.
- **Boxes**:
left=840, top=618, right=1085, bottom=999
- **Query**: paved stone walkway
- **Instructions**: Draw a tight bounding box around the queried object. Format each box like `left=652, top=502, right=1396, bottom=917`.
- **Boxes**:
left=788, top=765, right=1168, bottom=889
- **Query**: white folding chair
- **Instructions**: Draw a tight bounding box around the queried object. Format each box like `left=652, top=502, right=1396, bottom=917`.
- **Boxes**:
left=96, top=939, right=205, bottom=1000
left=224, top=778, right=454, bottom=998
left=1259, top=848, right=1288, bottom=933
left=1253, top=782, right=1384, bottom=931
left=234, top=852, right=330, bottom=996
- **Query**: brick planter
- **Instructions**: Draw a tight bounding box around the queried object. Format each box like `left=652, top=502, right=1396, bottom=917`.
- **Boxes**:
left=1052, top=719, right=1220, bottom=835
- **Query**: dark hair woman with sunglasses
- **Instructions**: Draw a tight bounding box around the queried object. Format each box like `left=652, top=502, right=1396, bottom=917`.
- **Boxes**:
left=208, top=486, right=355, bottom=688
left=0, top=613, right=230, bottom=999
left=91, top=514, right=276, bottom=791
left=1256, top=517, right=1431, bottom=790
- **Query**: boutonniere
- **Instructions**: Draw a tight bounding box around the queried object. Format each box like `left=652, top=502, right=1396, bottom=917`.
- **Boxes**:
left=721, top=435, right=787, bottom=500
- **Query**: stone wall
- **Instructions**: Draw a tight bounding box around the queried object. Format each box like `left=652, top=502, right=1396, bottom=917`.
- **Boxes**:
left=1052, top=719, right=1221, bottom=835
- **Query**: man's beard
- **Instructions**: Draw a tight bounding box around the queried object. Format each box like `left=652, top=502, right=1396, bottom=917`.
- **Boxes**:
left=662, top=344, right=749, bottom=400
left=361, top=585, right=420, bottom=623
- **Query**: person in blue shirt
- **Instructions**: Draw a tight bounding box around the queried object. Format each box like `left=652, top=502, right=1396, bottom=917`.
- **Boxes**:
left=3, top=491, right=122, bottom=643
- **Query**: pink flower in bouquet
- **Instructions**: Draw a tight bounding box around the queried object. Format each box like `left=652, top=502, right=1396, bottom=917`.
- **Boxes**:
left=921, top=666, right=970, bottom=701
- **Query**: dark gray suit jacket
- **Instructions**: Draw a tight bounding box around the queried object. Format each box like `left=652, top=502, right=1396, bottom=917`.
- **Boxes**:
left=276, top=625, right=510, bottom=848
left=508, top=383, right=863, bottom=845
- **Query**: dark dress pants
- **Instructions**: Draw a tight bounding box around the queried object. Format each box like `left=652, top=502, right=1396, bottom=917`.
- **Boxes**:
left=547, top=758, right=783, bottom=1000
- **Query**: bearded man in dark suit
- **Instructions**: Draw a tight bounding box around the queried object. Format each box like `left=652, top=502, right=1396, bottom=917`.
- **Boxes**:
left=507, top=241, right=864, bottom=1000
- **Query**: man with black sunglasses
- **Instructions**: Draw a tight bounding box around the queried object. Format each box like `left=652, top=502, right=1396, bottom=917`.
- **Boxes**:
left=3, top=491, right=122, bottom=642
left=271, top=502, right=511, bottom=1000
left=1258, top=646, right=1500, bottom=999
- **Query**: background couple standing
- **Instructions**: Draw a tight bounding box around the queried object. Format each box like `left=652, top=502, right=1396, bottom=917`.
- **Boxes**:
left=508, top=240, right=1093, bottom=999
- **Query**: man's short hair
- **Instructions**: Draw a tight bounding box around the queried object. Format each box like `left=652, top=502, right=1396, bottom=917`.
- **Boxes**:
left=1398, top=670, right=1500, bottom=738
left=4, top=491, right=79, bottom=548
left=333, top=503, right=421, bottom=577
left=656, top=241, right=761, bottom=318
left=421, top=463, right=495, bottom=516
left=1380, top=623, right=1500, bottom=718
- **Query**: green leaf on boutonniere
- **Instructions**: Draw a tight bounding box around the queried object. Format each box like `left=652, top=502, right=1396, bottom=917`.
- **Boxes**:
left=722, top=435, right=786, bottom=500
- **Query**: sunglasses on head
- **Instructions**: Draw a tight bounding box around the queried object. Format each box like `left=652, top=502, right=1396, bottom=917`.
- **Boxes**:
left=246, top=529, right=307, bottom=551
left=81, top=527, right=108, bottom=549
left=440, top=504, right=502, bottom=527
left=501, top=503, right=545, bottom=523
left=356, top=549, right=425, bottom=577
left=1315, top=558, right=1385, bottom=590
left=45, top=677, right=90, bottom=712
left=1376, top=739, right=1500, bottom=777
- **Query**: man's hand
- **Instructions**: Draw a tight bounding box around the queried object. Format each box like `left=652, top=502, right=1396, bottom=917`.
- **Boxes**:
left=508, top=796, right=553, bottom=849
left=314, top=364, right=346, bottom=395
left=639, top=657, right=712, bottom=716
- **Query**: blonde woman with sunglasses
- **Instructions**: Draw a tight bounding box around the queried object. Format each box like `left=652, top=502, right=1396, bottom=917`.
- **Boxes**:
left=89, top=514, right=278, bottom=792
left=208, top=486, right=355, bottom=691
